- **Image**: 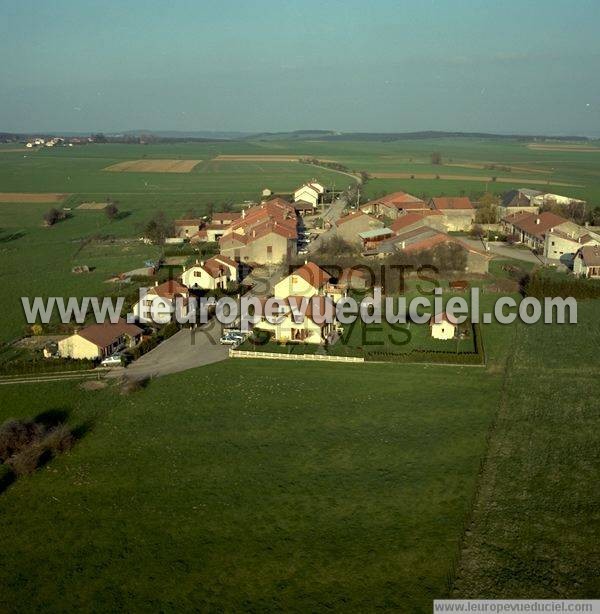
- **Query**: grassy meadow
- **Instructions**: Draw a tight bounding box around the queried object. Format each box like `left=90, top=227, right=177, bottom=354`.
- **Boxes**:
left=0, top=137, right=598, bottom=609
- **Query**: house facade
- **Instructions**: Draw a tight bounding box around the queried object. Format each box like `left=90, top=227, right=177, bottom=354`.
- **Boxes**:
left=131, top=280, right=189, bottom=324
left=181, top=256, right=238, bottom=290
left=273, top=261, right=331, bottom=299
left=573, top=245, right=600, bottom=278
left=58, top=320, right=143, bottom=360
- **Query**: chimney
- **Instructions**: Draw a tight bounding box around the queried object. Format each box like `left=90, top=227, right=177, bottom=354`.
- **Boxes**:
left=154, top=280, right=159, bottom=286
left=242, top=209, right=246, bottom=219
left=535, top=218, right=540, bottom=225
left=401, top=241, right=406, bottom=249
left=200, top=260, right=205, bottom=266
left=304, top=259, right=308, bottom=265
left=195, top=258, right=199, bottom=265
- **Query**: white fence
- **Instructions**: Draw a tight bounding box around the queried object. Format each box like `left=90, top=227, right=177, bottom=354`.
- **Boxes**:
left=229, top=349, right=364, bottom=363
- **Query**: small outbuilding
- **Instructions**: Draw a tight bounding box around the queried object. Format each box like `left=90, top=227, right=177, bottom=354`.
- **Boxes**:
left=430, top=312, right=459, bottom=340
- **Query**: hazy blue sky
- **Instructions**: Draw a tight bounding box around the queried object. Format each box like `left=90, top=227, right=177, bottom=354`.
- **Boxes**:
left=1, top=0, right=599, bottom=135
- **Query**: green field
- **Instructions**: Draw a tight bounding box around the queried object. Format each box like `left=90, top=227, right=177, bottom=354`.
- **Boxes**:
left=0, top=297, right=598, bottom=610
left=0, top=137, right=599, bottom=609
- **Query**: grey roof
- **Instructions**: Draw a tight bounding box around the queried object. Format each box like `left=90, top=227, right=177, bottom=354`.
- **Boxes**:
left=358, top=227, right=394, bottom=239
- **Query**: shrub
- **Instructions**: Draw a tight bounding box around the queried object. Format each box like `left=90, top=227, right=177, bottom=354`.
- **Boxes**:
left=120, top=376, right=149, bottom=395
left=6, top=443, right=47, bottom=476
left=0, top=420, right=45, bottom=462
left=42, top=425, right=75, bottom=455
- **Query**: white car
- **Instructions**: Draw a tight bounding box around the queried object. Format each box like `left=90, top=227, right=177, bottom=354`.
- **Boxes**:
left=101, top=353, right=123, bottom=367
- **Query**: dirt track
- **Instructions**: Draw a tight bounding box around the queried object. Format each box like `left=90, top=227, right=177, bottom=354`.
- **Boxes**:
left=0, top=193, right=67, bottom=202
left=526, top=144, right=599, bottom=152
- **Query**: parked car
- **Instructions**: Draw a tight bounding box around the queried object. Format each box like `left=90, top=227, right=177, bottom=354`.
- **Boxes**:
left=298, top=248, right=309, bottom=255
left=220, top=333, right=242, bottom=345
left=101, top=353, right=123, bottom=366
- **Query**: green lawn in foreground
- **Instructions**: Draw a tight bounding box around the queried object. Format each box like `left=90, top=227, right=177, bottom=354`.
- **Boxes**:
left=0, top=359, right=500, bottom=612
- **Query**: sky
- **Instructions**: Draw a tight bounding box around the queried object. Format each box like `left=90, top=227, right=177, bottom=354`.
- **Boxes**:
left=1, top=0, right=599, bottom=135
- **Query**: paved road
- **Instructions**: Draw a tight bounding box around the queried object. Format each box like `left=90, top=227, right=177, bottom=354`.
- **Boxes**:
left=308, top=197, right=347, bottom=252
left=107, top=319, right=228, bottom=381
left=460, top=238, right=543, bottom=264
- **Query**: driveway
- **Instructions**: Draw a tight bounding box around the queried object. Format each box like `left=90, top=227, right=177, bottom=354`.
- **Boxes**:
left=460, top=238, right=543, bottom=264
left=107, top=319, right=228, bottom=381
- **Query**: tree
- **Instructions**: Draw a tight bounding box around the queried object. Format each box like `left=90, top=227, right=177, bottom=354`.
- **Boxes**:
left=142, top=211, right=174, bottom=245
left=431, top=151, right=443, bottom=165
left=105, top=201, right=119, bottom=220
left=43, top=208, right=64, bottom=226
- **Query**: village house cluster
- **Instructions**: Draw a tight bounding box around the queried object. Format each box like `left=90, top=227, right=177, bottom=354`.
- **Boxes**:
left=55, top=180, right=599, bottom=362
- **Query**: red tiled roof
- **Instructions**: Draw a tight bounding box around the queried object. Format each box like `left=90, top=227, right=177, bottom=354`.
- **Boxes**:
left=579, top=245, right=600, bottom=266
left=390, top=211, right=442, bottom=233
left=174, top=218, right=203, bottom=226
left=290, top=262, right=331, bottom=288
left=430, top=197, right=474, bottom=211
left=503, top=211, right=569, bottom=239
left=148, top=280, right=188, bottom=299
left=430, top=311, right=460, bottom=326
left=77, top=319, right=143, bottom=349
left=336, top=211, right=377, bottom=226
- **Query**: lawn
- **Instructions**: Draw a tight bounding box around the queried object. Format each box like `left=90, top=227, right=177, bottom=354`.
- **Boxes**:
left=0, top=360, right=500, bottom=612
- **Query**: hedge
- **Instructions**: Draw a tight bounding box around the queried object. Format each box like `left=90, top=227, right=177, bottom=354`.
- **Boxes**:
left=365, top=324, right=485, bottom=365
left=0, top=358, right=96, bottom=376
left=525, top=272, right=600, bottom=300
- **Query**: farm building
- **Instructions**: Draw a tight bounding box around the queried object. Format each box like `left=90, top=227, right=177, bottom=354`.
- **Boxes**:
left=360, top=192, right=427, bottom=220
left=359, top=227, right=395, bottom=252
left=174, top=219, right=203, bottom=239
left=428, top=197, right=475, bottom=232
left=500, top=189, right=542, bottom=214
left=334, top=211, right=384, bottom=246
left=58, top=320, right=143, bottom=360
left=181, top=256, right=238, bottom=290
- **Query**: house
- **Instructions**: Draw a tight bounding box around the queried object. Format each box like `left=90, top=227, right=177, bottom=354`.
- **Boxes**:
left=360, top=191, right=427, bottom=220
left=293, top=182, right=325, bottom=208
left=500, top=189, right=542, bottom=214
left=545, top=227, right=600, bottom=263
left=573, top=245, right=600, bottom=278
left=429, top=197, right=475, bottom=231
left=430, top=312, right=459, bottom=340
left=501, top=211, right=595, bottom=260
left=58, top=320, right=143, bottom=360
left=334, top=211, right=384, bottom=245
left=131, top=279, right=189, bottom=324
left=174, top=219, right=203, bottom=240
left=219, top=198, right=298, bottom=264
left=254, top=295, right=337, bottom=344
left=181, top=256, right=238, bottom=290
left=273, top=261, right=331, bottom=299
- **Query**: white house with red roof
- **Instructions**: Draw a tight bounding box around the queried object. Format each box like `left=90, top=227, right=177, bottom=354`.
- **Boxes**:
left=181, top=256, right=238, bottom=290
left=273, top=261, right=331, bottom=299
left=131, top=280, right=189, bottom=324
